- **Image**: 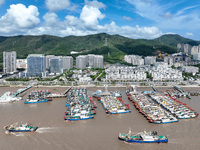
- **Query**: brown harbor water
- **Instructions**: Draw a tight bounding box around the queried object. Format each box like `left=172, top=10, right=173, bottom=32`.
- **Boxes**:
left=0, top=86, right=199, bottom=150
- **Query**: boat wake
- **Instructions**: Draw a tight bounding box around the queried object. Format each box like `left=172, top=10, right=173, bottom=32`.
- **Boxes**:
left=36, top=127, right=56, bottom=133
left=124, top=141, right=137, bottom=145
left=14, top=133, right=24, bottom=136
left=5, top=131, right=24, bottom=136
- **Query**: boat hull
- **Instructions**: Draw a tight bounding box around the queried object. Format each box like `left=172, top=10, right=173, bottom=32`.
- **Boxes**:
left=119, top=137, right=168, bottom=143
left=24, top=99, right=49, bottom=104
left=7, top=128, right=38, bottom=132
left=153, top=120, right=178, bottom=124
left=107, top=110, right=131, bottom=114
left=118, top=132, right=168, bottom=143
left=64, top=116, right=94, bottom=121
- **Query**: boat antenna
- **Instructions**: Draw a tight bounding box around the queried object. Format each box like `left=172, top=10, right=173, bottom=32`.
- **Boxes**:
left=128, top=127, right=131, bottom=136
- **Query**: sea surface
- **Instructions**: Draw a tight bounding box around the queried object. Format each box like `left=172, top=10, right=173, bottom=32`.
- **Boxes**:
left=0, top=86, right=199, bottom=150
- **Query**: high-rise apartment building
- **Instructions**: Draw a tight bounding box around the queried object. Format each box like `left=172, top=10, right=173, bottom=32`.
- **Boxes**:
left=87, top=54, right=95, bottom=67
left=50, top=57, right=63, bottom=73
left=76, top=55, right=104, bottom=69
left=46, top=55, right=55, bottom=69
left=62, top=56, right=73, bottom=70
left=3, top=51, right=17, bottom=74
left=27, top=54, right=46, bottom=77
left=76, top=55, right=87, bottom=69
left=94, top=55, right=104, bottom=68
left=124, top=55, right=144, bottom=65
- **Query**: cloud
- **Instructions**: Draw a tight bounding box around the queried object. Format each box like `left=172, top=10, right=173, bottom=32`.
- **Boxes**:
left=102, top=22, right=162, bottom=39
left=31, top=17, right=162, bottom=39
left=65, top=15, right=80, bottom=26
left=176, top=5, right=200, bottom=16
left=80, top=5, right=105, bottom=28
left=161, top=12, right=173, bottom=18
left=0, top=0, right=4, bottom=7
left=45, top=0, right=70, bottom=11
left=126, top=0, right=162, bottom=19
left=43, top=12, right=59, bottom=27
left=0, top=4, right=40, bottom=34
left=0, top=1, right=162, bottom=39
left=123, top=16, right=133, bottom=21
left=186, top=32, right=193, bottom=37
left=84, top=0, right=106, bottom=9
left=126, top=0, right=200, bottom=31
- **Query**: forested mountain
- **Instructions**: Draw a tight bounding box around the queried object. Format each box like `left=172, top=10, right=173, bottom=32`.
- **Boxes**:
left=0, top=33, right=198, bottom=70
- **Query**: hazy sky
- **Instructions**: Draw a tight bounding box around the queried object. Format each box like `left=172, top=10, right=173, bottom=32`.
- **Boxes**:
left=0, top=0, right=200, bottom=40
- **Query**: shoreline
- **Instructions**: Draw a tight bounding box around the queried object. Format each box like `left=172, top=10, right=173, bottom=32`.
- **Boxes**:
left=2, top=84, right=200, bottom=88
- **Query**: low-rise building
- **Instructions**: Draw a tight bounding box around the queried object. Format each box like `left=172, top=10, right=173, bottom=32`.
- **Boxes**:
left=193, top=53, right=200, bottom=61
left=16, top=59, right=27, bottom=69
left=182, top=66, right=199, bottom=75
left=149, top=65, right=183, bottom=81
left=106, top=66, right=147, bottom=81
left=144, top=56, right=156, bottom=65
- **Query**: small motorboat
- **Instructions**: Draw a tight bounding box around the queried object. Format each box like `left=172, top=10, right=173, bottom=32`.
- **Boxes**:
left=4, top=123, right=38, bottom=132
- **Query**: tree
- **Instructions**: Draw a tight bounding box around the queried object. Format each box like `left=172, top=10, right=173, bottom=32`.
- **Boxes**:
left=171, top=65, right=176, bottom=69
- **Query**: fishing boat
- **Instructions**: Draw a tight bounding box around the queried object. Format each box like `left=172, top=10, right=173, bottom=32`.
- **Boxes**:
left=24, top=91, right=51, bottom=104
left=64, top=114, right=94, bottom=121
left=112, top=91, right=122, bottom=98
left=128, top=93, right=178, bottom=124
left=24, top=98, right=50, bottom=104
left=150, top=93, right=198, bottom=119
left=4, top=123, right=38, bottom=132
left=118, top=129, right=168, bottom=143
left=186, top=95, right=191, bottom=99
left=100, top=95, right=131, bottom=114
left=92, top=90, right=103, bottom=98
left=64, top=88, right=96, bottom=121
left=126, top=85, right=137, bottom=94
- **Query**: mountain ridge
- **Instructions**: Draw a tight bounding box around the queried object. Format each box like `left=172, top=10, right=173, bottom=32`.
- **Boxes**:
left=0, top=33, right=199, bottom=71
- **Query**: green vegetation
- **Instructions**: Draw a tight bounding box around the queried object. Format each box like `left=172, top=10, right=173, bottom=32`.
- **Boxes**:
left=37, top=73, right=63, bottom=81
left=0, top=62, right=3, bottom=72
left=154, top=34, right=200, bottom=46
left=179, top=82, right=186, bottom=85
left=140, top=82, right=147, bottom=86
left=65, top=70, right=75, bottom=81
left=146, top=71, right=153, bottom=80
left=162, top=83, right=167, bottom=86
left=171, top=65, right=176, bottom=69
left=182, top=72, right=195, bottom=77
left=90, top=69, right=103, bottom=81
left=97, top=71, right=106, bottom=81
left=6, top=77, right=30, bottom=81
left=182, top=72, right=200, bottom=81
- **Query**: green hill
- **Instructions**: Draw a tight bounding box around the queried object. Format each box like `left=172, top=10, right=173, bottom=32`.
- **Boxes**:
left=154, top=34, right=200, bottom=46
left=0, top=33, right=199, bottom=71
